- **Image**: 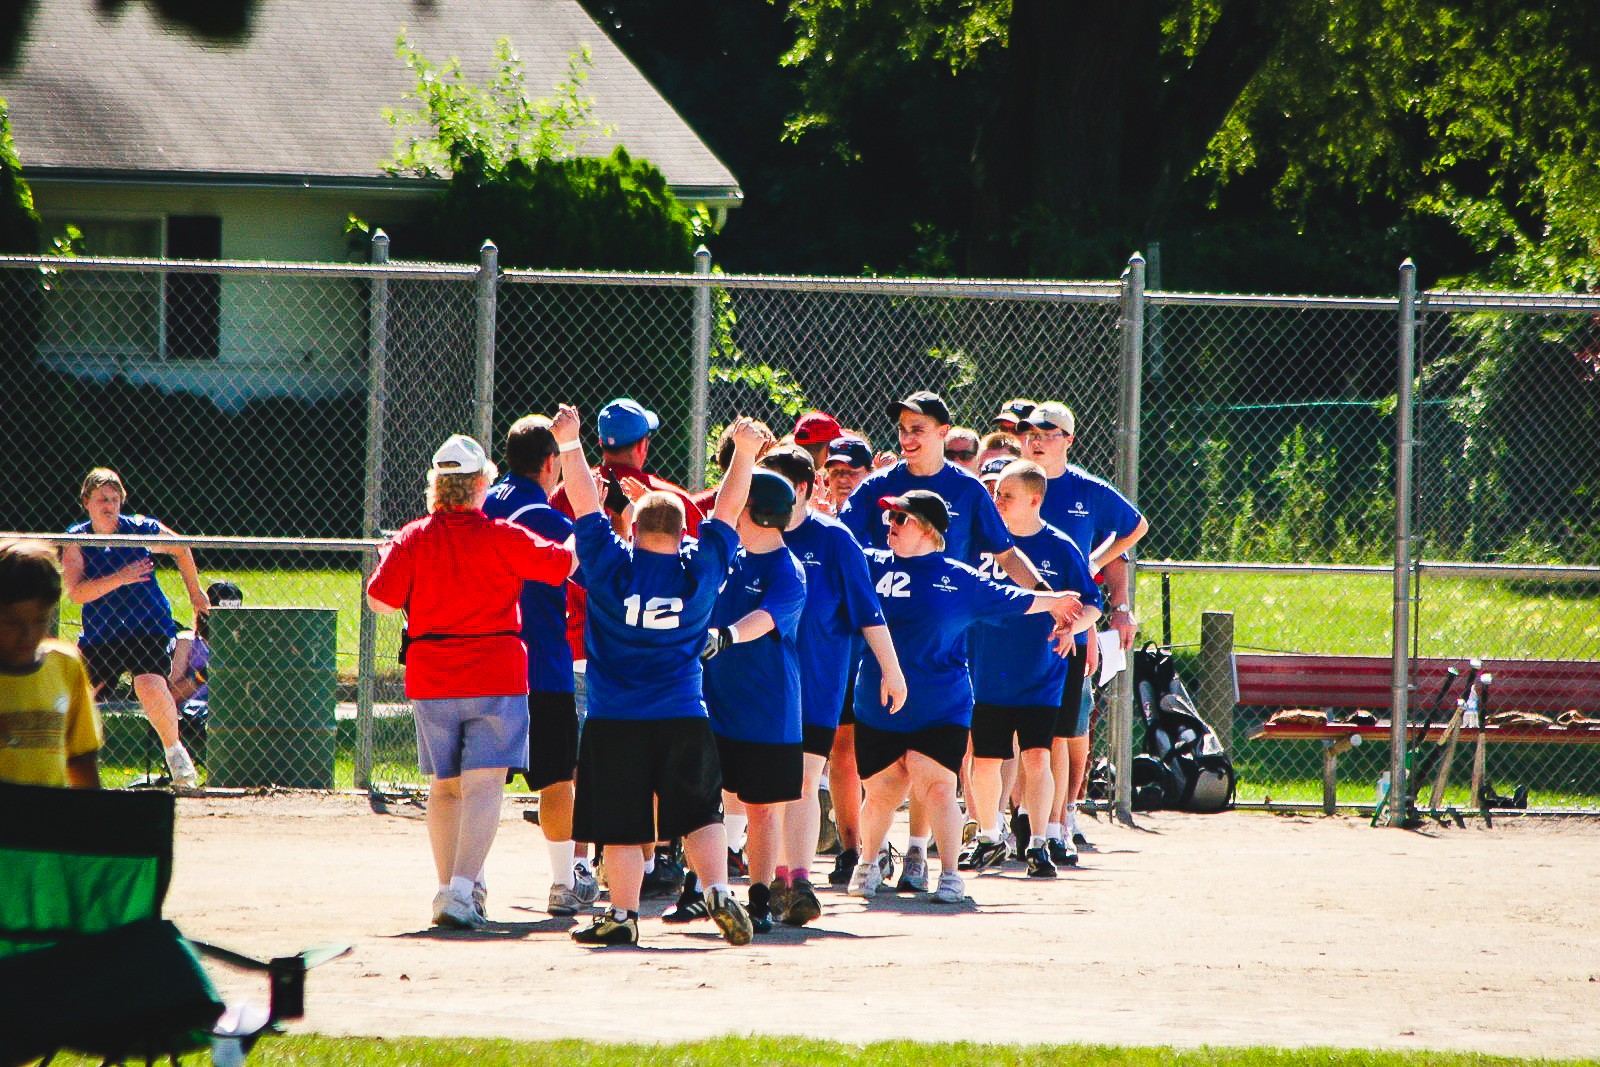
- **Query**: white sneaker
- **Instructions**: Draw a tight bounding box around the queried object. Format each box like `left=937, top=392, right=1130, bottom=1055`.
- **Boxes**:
left=431, top=888, right=486, bottom=930
left=548, top=882, right=585, bottom=916
left=165, top=744, right=199, bottom=791
left=472, top=881, right=487, bottom=918
left=897, top=846, right=929, bottom=892
left=846, top=861, right=882, bottom=899
left=930, top=871, right=967, bottom=904
left=572, top=863, right=601, bottom=907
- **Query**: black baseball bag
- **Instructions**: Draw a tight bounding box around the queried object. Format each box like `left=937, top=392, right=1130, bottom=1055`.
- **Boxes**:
left=1131, top=643, right=1236, bottom=814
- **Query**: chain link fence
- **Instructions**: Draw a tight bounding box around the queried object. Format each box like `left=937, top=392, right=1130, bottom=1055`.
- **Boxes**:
left=2, top=243, right=1596, bottom=811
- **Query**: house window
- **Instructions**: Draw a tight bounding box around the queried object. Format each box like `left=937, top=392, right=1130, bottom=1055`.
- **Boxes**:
left=37, top=215, right=222, bottom=361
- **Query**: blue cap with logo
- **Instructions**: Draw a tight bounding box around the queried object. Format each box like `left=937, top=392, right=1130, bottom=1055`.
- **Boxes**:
left=824, top=435, right=873, bottom=470
left=598, top=398, right=661, bottom=448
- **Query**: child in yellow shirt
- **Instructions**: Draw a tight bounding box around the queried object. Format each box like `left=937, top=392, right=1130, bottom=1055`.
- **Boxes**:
left=0, top=539, right=101, bottom=788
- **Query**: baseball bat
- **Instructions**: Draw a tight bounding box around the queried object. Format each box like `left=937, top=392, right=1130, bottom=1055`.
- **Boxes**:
left=1470, top=673, right=1494, bottom=817
left=1414, top=659, right=1479, bottom=789
left=1428, top=669, right=1481, bottom=811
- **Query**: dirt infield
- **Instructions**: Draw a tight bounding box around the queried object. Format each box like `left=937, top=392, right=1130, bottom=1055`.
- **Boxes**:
left=163, top=794, right=1600, bottom=1057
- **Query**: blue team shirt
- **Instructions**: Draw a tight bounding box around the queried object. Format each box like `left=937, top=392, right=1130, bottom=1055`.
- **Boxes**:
left=838, top=460, right=1014, bottom=566
left=482, top=473, right=575, bottom=694
left=575, top=513, right=737, bottom=721
left=703, top=545, right=807, bottom=743
left=782, top=512, right=886, bottom=729
left=69, top=515, right=178, bottom=644
left=971, top=523, right=1102, bottom=706
left=1040, top=465, right=1143, bottom=560
left=853, top=550, right=1034, bottom=731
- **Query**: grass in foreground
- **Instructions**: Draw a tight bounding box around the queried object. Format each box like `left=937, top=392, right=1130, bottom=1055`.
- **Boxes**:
left=45, top=1038, right=1600, bottom=1067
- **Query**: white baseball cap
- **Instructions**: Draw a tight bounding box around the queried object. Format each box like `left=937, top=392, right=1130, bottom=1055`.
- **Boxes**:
left=1020, top=402, right=1075, bottom=435
left=431, top=434, right=488, bottom=474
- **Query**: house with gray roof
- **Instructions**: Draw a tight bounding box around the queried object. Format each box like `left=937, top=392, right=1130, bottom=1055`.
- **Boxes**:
left=0, top=0, right=738, bottom=402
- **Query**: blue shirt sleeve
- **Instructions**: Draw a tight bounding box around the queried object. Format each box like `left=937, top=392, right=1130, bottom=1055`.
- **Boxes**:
left=1090, top=480, right=1144, bottom=544
left=575, top=512, right=628, bottom=586
left=833, top=528, right=887, bottom=632
left=686, top=518, right=738, bottom=585
left=964, top=481, right=1015, bottom=557
left=959, top=562, right=1036, bottom=624
left=765, top=553, right=807, bottom=638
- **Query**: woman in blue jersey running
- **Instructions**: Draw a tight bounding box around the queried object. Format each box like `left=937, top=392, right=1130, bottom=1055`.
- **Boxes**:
left=846, top=489, right=1096, bottom=905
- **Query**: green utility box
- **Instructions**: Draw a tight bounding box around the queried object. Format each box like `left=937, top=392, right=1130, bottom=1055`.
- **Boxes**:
left=207, top=607, right=337, bottom=789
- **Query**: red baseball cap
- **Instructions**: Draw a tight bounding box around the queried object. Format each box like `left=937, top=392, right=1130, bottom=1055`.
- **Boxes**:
left=794, top=411, right=843, bottom=447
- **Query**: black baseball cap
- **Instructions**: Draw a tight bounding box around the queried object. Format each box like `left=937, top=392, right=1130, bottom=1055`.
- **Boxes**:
left=877, top=489, right=950, bottom=534
left=206, top=580, right=243, bottom=607
left=824, top=436, right=873, bottom=470
left=992, top=398, right=1036, bottom=428
left=747, top=469, right=797, bottom=530
left=886, top=390, right=952, bottom=426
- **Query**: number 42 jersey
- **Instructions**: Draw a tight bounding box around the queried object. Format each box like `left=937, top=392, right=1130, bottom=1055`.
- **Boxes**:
left=575, top=512, right=738, bottom=722
left=853, top=550, right=1035, bottom=732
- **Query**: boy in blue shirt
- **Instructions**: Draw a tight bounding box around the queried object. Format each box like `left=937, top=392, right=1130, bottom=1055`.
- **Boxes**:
left=665, top=470, right=806, bottom=935
left=555, top=404, right=764, bottom=948
left=967, top=460, right=1102, bottom=877
left=846, top=490, right=1091, bottom=906
left=1022, top=402, right=1149, bottom=854
left=482, top=413, right=598, bottom=918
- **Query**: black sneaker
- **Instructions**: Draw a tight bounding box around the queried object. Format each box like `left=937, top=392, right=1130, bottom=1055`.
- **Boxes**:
left=572, top=912, right=639, bottom=946
left=1047, top=837, right=1080, bottom=868
left=641, top=846, right=684, bottom=898
left=748, top=883, right=773, bottom=934
left=1072, top=831, right=1093, bottom=851
left=828, top=848, right=859, bottom=887
left=662, top=886, right=709, bottom=923
left=1009, top=810, right=1032, bottom=857
left=1025, top=845, right=1058, bottom=879
left=782, top=877, right=822, bottom=926
left=960, top=838, right=1009, bottom=872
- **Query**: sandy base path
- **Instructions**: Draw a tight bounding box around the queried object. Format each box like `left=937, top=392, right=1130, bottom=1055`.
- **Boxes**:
left=162, top=795, right=1600, bottom=1057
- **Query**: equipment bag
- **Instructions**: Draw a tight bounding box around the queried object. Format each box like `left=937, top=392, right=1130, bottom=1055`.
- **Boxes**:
left=1131, top=642, right=1236, bottom=814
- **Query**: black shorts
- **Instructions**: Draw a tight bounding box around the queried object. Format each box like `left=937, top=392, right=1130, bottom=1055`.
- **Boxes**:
left=838, top=671, right=856, bottom=727
left=572, top=717, right=723, bottom=845
left=802, top=723, right=836, bottom=759
left=508, top=690, right=579, bottom=792
left=1054, top=647, right=1091, bottom=739
left=971, top=702, right=1058, bottom=759
left=80, top=634, right=172, bottom=691
left=715, top=733, right=804, bottom=805
left=853, top=721, right=969, bottom=780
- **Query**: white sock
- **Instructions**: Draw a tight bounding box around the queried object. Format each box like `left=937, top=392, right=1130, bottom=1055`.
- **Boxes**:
left=1030, top=834, right=1047, bottom=849
left=448, top=875, right=475, bottom=899
left=706, top=881, right=731, bottom=897
left=642, top=854, right=656, bottom=875
left=547, top=840, right=576, bottom=889
left=724, top=814, right=748, bottom=851
left=1047, top=821, right=1064, bottom=841
left=979, top=825, right=1002, bottom=843
left=438, top=883, right=450, bottom=895
left=908, top=835, right=929, bottom=855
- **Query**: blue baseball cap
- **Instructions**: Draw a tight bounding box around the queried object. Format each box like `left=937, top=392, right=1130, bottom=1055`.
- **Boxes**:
left=824, top=436, right=873, bottom=470
left=597, top=398, right=660, bottom=448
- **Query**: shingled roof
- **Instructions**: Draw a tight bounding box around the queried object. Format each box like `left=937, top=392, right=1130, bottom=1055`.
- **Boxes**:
left=0, top=0, right=740, bottom=202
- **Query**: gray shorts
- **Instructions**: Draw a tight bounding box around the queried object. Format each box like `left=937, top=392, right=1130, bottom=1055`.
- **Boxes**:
left=413, top=694, right=529, bottom=779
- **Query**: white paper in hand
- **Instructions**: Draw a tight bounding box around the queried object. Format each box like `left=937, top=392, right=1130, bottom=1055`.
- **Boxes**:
left=1095, top=630, right=1127, bottom=687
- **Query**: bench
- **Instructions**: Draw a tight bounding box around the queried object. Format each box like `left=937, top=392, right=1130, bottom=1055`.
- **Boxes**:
left=1235, top=654, right=1600, bottom=811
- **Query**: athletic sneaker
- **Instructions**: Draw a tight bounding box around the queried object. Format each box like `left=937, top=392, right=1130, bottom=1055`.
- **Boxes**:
left=958, top=838, right=1008, bottom=872
left=769, top=874, right=792, bottom=919
left=661, top=886, right=709, bottom=923
left=548, top=882, right=587, bottom=916
left=828, top=848, right=860, bottom=887
left=641, top=846, right=684, bottom=898
left=571, top=912, right=639, bottom=946
left=165, top=744, right=200, bottom=791
left=748, top=883, right=773, bottom=935
left=817, top=789, right=841, bottom=854
left=930, top=871, right=967, bottom=904
left=471, top=881, right=487, bottom=918
left=875, top=844, right=898, bottom=885
left=572, top=864, right=601, bottom=907
left=960, top=818, right=979, bottom=846
left=1024, top=845, right=1058, bottom=879
left=1047, top=837, right=1080, bottom=868
left=896, top=846, right=929, bottom=892
left=1009, top=810, right=1032, bottom=855
left=846, top=861, right=882, bottom=899
left=782, top=877, right=822, bottom=926
left=1068, top=811, right=1094, bottom=851
left=706, top=885, right=754, bottom=945
left=431, top=888, right=486, bottom=931
left=727, top=847, right=749, bottom=881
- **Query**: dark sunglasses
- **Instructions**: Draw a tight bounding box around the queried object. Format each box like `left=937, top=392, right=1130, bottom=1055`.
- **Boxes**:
left=944, top=448, right=977, bottom=461
left=887, top=511, right=914, bottom=527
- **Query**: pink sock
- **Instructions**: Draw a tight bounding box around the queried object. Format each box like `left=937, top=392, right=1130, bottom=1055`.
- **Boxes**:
left=775, top=865, right=789, bottom=883
left=791, top=868, right=809, bottom=884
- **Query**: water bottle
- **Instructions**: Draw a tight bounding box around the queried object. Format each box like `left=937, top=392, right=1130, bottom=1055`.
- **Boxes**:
left=1462, top=686, right=1480, bottom=730
left=1376, top=770, right=1391, bottom=808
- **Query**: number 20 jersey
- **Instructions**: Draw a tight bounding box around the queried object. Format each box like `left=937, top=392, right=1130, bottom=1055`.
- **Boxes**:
left=853, top=549, right=1035, bottom=732
left=575, top=512, right=737, bottom=722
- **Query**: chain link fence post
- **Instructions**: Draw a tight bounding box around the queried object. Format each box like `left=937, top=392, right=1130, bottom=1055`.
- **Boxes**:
left=690, top=245, right=713, bottom=491
left=1113, top=252, right=1146, bottom=822
left=475, top=240, right=499, bottom=446
left=355, top=229, right=390, bottom=791
left=1386, top=258, right=1417, bottom=824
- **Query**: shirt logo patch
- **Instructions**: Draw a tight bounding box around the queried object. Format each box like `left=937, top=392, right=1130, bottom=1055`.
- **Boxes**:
left=933, top=575, right=959, bottom=592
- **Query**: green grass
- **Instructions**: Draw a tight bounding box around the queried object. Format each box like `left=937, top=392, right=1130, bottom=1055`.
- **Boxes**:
left=47, top=1038, right=1600, bottom=1067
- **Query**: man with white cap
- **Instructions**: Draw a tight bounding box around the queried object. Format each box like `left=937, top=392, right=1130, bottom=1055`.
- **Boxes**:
left=1021, top=401, right=1148, bottom=859
left=367, top=434, right=578, bottom=931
